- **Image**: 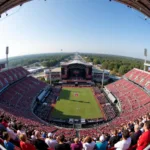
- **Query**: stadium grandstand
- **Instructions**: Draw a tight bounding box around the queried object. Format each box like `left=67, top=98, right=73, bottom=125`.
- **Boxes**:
left=0, top=0, right=150, bottom=150
left=0, top=53, right=150, bottom=150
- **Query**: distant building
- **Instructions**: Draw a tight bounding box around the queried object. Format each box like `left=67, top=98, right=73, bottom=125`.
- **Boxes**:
left=44, top=68, right=61, bottom=81
left=44, top=69, right=50, bottom=81
left=26, top=67, right=45, bottom=74
left=92, top=67, right=110, bottom=83
left=0, top=62, right=6, bottom=71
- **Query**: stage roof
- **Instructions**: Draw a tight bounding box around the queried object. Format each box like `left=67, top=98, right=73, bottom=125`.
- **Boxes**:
left=61, top=59, right=92, bottom=66
left=0, top=0, right=150, bottom=17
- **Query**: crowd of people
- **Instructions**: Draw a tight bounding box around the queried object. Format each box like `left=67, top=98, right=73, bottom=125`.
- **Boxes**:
left=93, top=87, right=107, bottom=104
left=1, top=67, right=150, bottom=150
left=102, top=104, right=116, bottom=121
left=34, top=86, right=61, bottom=122
left=0, top=112, right=150, bottom=150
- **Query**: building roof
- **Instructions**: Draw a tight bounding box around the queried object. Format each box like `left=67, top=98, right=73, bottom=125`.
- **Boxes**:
left=0, top=0, right=150, bottom=17
left=61, top=59, right=92, bottom=66
left=92, top=67, right=109, bottom=74
left=51, top=67, right=61, bottom=73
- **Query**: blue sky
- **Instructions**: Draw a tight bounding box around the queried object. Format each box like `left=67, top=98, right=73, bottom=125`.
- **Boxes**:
left=0, top=0, right=150, bottom=60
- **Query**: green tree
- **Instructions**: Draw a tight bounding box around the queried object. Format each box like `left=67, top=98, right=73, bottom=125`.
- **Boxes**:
left=111, top=68, right=118, bottom=75
left=93, top=58, right=100, bottom=64
left=108, top=62, right=115, bottom=70
left=101, top=62, right=109, bottom=69
left=119, top=65, right=128, bottom=75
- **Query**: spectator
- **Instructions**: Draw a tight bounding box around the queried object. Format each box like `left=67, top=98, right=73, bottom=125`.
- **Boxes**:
left=2, top=118, right=8, bottom=128
left=3, top=132, right=15, bottom=150
left=0, top=137, right=4, bottom=146
left=139, top=123, right=144, bottom=133
left=16, top=125, right=26, bottom=137
left=6, top=124, right=18, bottom=141
left=10, top=120, right=17, bottom=131
left=109, top=130, right=120, bottom=147
left=127, top=122, right=134, bottom=132
left=0, top=118, right=6, bottom=135
left=118, top=130, right=122, bottom=139
left=114, top=130, right=131, bottom=150
left=104, top=133, right=110, bottom=142
left=70, top=138, right=82, bottom=150
left=130, top=124, right=142, bottom=146
left=95, top=135, right=107, bottom=150
left=66, top=138, right=72, bottom=145
left=55, top=135, right=70, bottom=150
left=146, top=114, right=150, bottom=121
left=134, top=119, right=139, bottom=125
left=83, top=136, right=95, bottom=150
left=19, top=134, right=36, bottom=150
left=137, top=121, right=150, bottom=150
left=45, top=133, right=57, bottom=150
left=41, top=132, right=46, bottom=139
left=34, top=131, right=48, bottom=150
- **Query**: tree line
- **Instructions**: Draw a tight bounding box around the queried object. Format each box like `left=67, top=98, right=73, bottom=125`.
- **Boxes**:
left=7, top=52, right=147, bottom=76
left=81, top=53, right=145, bottom=76
left=8, top=53, right=72, bottom=67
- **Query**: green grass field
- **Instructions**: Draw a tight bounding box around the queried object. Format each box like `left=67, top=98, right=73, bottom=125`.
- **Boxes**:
left=51, top=87, right=103, bottom=119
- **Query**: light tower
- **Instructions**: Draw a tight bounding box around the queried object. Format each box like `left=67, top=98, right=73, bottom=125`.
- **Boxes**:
left=144, top=48, right=147, bottom=71
left=143, top=49, right=150, bottom=72
left=6, top=46, right=9, bottom=69
left=49, top=68, right=52, bottom=85
left=101, top=69, right=105, bottom=90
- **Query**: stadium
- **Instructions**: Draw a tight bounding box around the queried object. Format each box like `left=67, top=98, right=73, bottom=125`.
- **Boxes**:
left=0, top=1, right=150, bottom=150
